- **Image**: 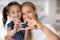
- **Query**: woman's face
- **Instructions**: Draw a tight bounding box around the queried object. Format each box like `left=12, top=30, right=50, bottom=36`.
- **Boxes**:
left=22, top=6, right=36, bottom=21
left=8, top=5, right=21, bottom=21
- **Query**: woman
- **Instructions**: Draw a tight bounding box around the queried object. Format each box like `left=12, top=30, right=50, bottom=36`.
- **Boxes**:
left=21, top=2, right=60, bottom=40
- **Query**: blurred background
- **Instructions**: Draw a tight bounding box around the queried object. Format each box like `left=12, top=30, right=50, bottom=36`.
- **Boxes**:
left=0, top=0, right=60, bottom=40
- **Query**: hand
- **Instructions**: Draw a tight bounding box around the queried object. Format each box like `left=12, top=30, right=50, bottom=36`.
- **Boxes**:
left=14, top=20, right=25, bottom=32
left=5, top=35, right=15, bottom=40
left=26, top=18, right=42, bottom=30
left=14, top=20, right=21, bottom=32
left=25, top=18, right=38, bottom=29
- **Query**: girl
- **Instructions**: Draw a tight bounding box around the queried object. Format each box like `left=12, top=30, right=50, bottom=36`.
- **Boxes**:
left=2, top=2, right=28, bottom=40
left=21, top=2, right=60, bottom=40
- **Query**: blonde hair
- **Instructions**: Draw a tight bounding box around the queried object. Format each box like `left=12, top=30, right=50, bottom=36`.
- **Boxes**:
left=22, top=2, right=39, bottom=40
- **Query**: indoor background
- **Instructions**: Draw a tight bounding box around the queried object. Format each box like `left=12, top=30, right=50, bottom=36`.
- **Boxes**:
left=0, top=0, right=60, bottom=40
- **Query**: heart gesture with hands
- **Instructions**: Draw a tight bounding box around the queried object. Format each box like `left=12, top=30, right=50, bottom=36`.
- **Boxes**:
left=25, top=18, right=42, bottom=30
left=14, top=19, right=25, bottom=32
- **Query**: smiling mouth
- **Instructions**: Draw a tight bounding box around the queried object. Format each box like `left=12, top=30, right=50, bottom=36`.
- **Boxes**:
left=14, top=17, right=18, bottom=18
left=26, top=16, right=31, bottom=19
left=14, top=17, right=20, bottom=20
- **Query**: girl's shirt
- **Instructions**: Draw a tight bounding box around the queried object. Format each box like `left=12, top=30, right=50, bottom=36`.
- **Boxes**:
left=7, top=21, right=28, bottom=40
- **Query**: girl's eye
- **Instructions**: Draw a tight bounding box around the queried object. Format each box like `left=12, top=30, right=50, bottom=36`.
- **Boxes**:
left=17, top=10, right=20, bottom=13
left=12, top=12, right=15, bottom=14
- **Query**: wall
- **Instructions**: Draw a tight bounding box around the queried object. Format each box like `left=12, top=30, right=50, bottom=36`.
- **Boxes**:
left=0, top=0, right=57, bottom=26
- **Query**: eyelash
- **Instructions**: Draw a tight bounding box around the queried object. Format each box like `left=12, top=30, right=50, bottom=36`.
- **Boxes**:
left=12, top=12, right=15, bottom=14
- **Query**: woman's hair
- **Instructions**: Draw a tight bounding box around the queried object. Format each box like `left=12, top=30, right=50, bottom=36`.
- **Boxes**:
left=2, top=1, right=22, bottom=26
left=22, top=2, right=38, bottom=19
left=22, top=2, right=39, bottom=40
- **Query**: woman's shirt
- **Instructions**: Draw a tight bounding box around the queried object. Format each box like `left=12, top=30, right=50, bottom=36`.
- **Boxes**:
left=32, top=23, right=57, bottom=40
left=7, top=21, right=28, bottom=40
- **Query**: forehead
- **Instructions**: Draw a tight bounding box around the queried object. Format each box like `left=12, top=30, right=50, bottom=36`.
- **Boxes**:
left=8, top=5, right=20, bottom=11
left=22, top=6, right=33, bottom=11
left=8, top=5, right=20, bottom=9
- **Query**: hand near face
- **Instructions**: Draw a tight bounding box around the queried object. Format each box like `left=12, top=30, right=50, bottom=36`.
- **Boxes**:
left=14, top=19, right=21, bottom=32
left=26, top=18, right=42, bottom=30
left=14, top=20, right=25, bottom=32
left=25, top=18, right=39, bottom=30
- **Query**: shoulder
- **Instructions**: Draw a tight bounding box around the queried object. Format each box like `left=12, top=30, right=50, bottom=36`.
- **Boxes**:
left=7, top=21, right=14, bottom=29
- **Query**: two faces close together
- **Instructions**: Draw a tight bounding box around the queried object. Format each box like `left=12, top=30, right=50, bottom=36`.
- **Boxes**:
left=2, top=1, right=60, bottom=40
left=3, top=1, right=40, bottom=40
left=3, top=2, right=38, bottom=29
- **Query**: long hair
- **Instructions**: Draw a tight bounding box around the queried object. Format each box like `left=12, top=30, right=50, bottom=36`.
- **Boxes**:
left=2, top=1, right=22, bottom=26
left=22, top=2, right=39, bottom=40
left=22, top=2, right=38, bottom=20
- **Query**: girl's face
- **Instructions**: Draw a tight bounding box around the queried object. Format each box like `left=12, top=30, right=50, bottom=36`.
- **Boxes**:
left=8, top=5, right=21, bottom=21
left=22, top=6, right=36, bottom=21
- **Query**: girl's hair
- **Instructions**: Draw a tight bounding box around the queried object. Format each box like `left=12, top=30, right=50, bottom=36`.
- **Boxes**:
left=22, top=2, right=38, bottom=40
left=22, top=2, right=38, bottom=20
left=2, top=1, right=22, bottom=26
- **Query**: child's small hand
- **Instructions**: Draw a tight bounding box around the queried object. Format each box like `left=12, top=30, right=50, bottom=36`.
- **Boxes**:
left=31, top=19, right=42, bottom=30
left=14, top=20, right=21, bottom=32
left=26, top=19, right=37, bottom=29
left=5, top=35, right=15, bottom=40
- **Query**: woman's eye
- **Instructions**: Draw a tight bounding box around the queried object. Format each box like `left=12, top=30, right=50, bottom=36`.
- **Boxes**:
left=27, top=11, right=31, bottom=13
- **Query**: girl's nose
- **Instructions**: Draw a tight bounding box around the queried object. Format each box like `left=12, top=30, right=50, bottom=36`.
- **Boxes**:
left=15, top=13, right=19, bottom=17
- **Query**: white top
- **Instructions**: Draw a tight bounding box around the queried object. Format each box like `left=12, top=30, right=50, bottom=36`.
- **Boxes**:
left=0, top=26, right=7, bottom=40
left=0, top=23, right=57, bottom=40
left=31, top=23, right=57, bottom=40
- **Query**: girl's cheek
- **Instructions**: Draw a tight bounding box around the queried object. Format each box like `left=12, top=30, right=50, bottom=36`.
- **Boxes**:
left=23, top=16, right=26, bottom=19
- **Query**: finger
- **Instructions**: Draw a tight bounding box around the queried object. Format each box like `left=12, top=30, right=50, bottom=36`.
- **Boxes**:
left=14, top=19, right=21, bottom=25
left=15, top=21, right=21, bottom=25
left=14, top=24, right=18, bottom=30
left=25, top=27, right=32, bottom=30
left=17, top=28, right=25, bottom=32
left=15, top=22, right=21, bottom=28
left=9, top=38, right=15, bottom=40
left=5, top=35, right=15, bottom=40
left=33, top=25, right=38, bottom=29
left=25, top=18, right=31, bottom=22
left=20, top=28, right=25, bottom=30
